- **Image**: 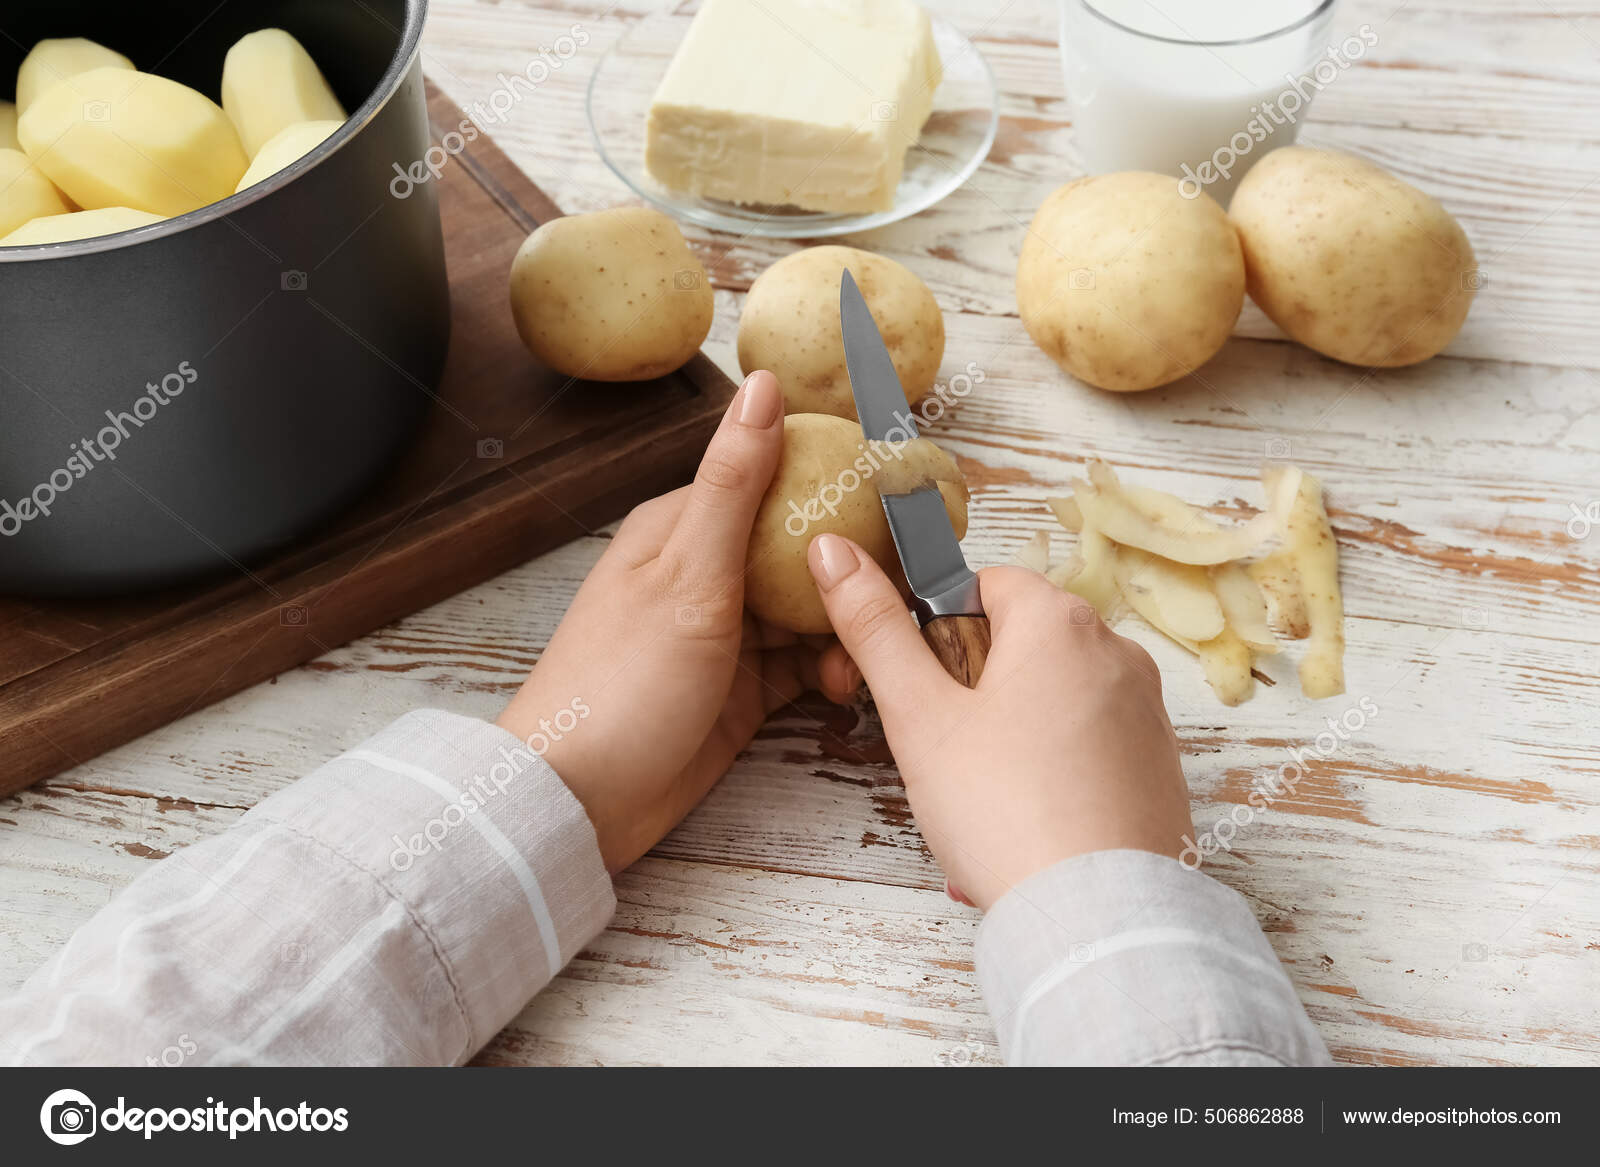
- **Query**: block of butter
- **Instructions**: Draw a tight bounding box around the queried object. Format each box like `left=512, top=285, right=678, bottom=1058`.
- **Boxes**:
left=646, top=0, right=942, bottom=214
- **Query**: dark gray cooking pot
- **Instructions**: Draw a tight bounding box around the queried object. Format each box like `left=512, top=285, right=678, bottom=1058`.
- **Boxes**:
left=0, top=0, right=448, bottom=596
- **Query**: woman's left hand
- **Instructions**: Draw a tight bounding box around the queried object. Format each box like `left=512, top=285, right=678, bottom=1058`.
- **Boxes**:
left=497, top=370, right=858, bottom=873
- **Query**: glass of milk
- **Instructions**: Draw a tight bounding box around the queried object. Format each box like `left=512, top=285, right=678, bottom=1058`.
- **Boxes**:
left=1059, top=0, right=1348, bottom=204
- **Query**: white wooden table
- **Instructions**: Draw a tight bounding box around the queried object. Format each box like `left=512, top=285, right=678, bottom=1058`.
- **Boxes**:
left=3, top=0, right=1597, bottom=1066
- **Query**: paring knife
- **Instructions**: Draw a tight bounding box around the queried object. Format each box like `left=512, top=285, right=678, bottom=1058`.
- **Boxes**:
left=839, top=269, right=990, bottom=687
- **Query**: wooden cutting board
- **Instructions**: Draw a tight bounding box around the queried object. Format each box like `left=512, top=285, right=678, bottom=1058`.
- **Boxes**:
left=0, top=82, right=737, bottom=799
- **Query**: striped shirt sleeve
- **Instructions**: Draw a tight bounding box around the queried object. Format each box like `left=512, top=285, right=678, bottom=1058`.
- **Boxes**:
left=0, top=709, right=616, bottom=1066
left=975, top=849, right=1332, bottom=1066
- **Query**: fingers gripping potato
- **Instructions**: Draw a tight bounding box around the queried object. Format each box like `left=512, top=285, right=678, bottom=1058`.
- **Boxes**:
left=509, top=207, right=713, bottom=382
left=738, top=245, right=944, bottom=420
left=746, top=413, right=968, bottom=634
left=1017, top=172, right=1245, bottom=392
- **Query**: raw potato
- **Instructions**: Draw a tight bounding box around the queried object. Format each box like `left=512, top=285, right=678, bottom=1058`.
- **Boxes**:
left=0, top=102, right=18, bottom=150
left=1230, top=147, right=1477, bottom=367
left=0, top=149, right=72, bottom=238
left=1, top=207, right=163, bottom=247
left=509, top=207, right=713, bottom=382
left=15, top=38, right=134, bottom=113
left=234, top=119, right=342, bottom=192
left=221, top=29, right=346, bottom=157
left=1017, top=172, right=1244, bottom=392
left=1267, top=466, right=1345, bottom=698
left=18, top=68, right=248, bottom=216
left=738, top=246, right=944, bottom=420
left=745, top=413, right=969, bottom=635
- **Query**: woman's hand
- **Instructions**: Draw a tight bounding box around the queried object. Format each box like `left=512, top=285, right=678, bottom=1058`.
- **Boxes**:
left=806, top=534, right=1195, bottom=911
left=497, top=371, right=857, bottom=874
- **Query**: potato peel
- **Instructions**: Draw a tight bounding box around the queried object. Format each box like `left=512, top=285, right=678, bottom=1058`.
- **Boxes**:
left=1211, top=562, right=1280, bottom=654
left=1113, top=546, right=1224, bottom=643
left=1011, top=529, right=1051, bottom=573
left=1033, top=459, right=1347, bottom=706
left=1269, top=467, right=1345, bottom=698
left=1198, top=627, right=1254, bottom=706
left=1072, top=465, right=1278, bottom=565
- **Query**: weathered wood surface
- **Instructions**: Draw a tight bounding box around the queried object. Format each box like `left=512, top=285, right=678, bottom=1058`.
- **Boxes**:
left=2, top=0, right=1597, bottom=1066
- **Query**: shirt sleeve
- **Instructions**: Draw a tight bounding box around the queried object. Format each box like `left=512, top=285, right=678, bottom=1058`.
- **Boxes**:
left=0, top=709, right=616, bottom=1067
left=975, top=849, right=1331, bottom=1066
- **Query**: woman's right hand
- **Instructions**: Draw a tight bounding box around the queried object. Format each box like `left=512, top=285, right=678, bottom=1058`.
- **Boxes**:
left=806, top=533, right=1195, bottom=911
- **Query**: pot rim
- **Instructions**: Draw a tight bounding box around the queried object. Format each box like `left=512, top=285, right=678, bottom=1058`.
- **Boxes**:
left=0, top=0, right=429, bottom=263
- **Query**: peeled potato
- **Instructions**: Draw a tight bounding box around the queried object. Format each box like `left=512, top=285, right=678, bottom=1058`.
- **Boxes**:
left=738, top=246, right=945, bottom=420
left=18, top=68, right=248, bottom=216
left=510, top=207, right=713, bottom=381
left=235, top=119, right=342, bottom=192
left=222, top=30, right=346, bottom=158
left=1, top=206, right=163, bottom=246
left=1230, top=147, right=1477, bottom=367
left=0, top=149, right=73, bottom=238
left=1017, top=172, right=1244, bottom=392
left=15, top=37, right=134, bottom=113
left=0, top=102, right=18, bottom=150
left=746, top=413, right=968, bottom=635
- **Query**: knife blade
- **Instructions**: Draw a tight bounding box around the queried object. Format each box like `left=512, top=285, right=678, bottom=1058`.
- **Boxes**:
left=839, top=269, right=989, bottom=687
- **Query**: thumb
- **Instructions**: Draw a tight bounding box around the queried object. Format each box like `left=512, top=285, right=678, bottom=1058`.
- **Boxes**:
left=660, top=370, right=785, bottom=581
left=807, top=533, right=954, bottom=718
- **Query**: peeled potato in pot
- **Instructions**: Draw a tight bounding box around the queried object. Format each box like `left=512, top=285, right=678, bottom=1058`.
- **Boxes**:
left=1, top=206, right=163, bottom=247
left=18, top=67, right=247, bottom=216
left=509, top=207, right=713, bottom=382
left=15, top=37, right=134, bottom=113
left=746, top=412, right=968, bottom=635
left=0, top=149, right=73, bottom=239
left=1017, top=172, right=1244, bottom=392
left=1229, top=147, right=1476, bottom=367
left=738, top=246, right=944, bottom=420
left=234, top=119, right=343, bottom=193
left=222, top=29, right=346, bottom=158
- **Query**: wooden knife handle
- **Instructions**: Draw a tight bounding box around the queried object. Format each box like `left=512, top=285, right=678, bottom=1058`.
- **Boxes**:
left=921, top=615, right=991, bottom=688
